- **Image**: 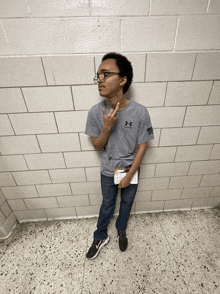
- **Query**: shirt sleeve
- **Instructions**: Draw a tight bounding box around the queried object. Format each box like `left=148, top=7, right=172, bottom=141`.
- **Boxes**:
left=85, top=107, right=101, bottom=138
left=137, top=108, right=154, bottom=144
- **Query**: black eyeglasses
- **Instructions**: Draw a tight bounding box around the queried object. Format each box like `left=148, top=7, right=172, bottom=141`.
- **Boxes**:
left=93, top=72, right=122, bottom=84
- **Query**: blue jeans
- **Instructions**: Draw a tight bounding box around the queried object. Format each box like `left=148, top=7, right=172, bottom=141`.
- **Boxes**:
left=94, top=173, right=138, bottom=240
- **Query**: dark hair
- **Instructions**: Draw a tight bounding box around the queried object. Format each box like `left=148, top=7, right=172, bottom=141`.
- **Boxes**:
left=102, top=52, right=133, bottom=94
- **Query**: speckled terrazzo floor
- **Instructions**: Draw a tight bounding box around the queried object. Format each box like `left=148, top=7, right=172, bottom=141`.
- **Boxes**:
left=0, top=209, right=220, bottom=294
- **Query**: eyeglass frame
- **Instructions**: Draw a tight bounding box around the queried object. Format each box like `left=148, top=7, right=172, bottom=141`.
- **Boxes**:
left=93, top=71, right=123, bottom=84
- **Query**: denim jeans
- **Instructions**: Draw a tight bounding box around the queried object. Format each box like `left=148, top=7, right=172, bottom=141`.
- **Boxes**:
left=94, top=172, right=138, bottom=240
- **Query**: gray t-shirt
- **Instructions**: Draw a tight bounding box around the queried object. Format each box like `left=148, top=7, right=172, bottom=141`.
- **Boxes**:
left=85, top=100, right=154, bottom=176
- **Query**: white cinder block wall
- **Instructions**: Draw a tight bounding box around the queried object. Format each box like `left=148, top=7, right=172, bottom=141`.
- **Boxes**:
left=0, top=0, right=220, bottom=238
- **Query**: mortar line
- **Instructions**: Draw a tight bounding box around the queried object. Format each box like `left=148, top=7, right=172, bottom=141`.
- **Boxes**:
left=25, top=0, right=31, bottom=17
left=40, top=57, right=48, bottom=86
left=7, top=114, right=16, bottom=135
left=173, top=17, right=180, bottom=52
left=208, top=144, right=215, bottom=160
left=20, top=88, right=29, bottom=112
left=187, top=161, right=192, bottom=176
left=144, top=54, right=148, bottom=82
left=76, top=133, right=82, bottom=152
left=1, top=14, right=220, bottom=20
left=163, top=82, right=168, bottom=106
left=88, top=0, right=92, bottom=17
left=35, top=134, right=43, bottom=153
left=23, top=198, right=29, bottom=209
left=191, top=53, right=198, bottom=80
left=149, top=0, right=152, bottom=16
left=47, top=169, right=53, bottom=183
left=173, top=146, right=178, bottom=163
left=34, top=184, right=40, bottom=197
left=10, top=172, right=18, bottom=186
left=93, top=56, right=96, bottom=75
left=198, top=174, right=204, bottom=187
left=0, top=20, right=9, bottom=43
left=1, top=49, right=220, bottom=57
left=70, top=85, right=75, bottom=110
left=157, top=128, right=162, bottom=147
left=207, top=80, right=214, bottom=104
left=182, top=106, right=187, bottom=127
left=62, top=152, right=67, bottom=168
left=195, top=127, right=202, bottom=145
left=206, top=0, right=211, bottom=13
left=120, top=18, right=122, bottom=53
left=1, top=79, right=220, bottom=90
left=53, top=111, right=59, bottom=133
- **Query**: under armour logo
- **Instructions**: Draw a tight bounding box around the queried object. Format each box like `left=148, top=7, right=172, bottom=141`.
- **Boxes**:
left=125, top=121, right=132, bottom=127
left=147, top=127, right=153, bottom=135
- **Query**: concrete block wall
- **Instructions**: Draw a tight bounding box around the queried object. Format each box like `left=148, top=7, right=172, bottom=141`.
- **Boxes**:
left=0, top=0, right=220, bottom=237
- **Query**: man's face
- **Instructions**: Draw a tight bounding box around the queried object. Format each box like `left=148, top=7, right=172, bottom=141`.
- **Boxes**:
left=97, top=58, right=123, bottom=98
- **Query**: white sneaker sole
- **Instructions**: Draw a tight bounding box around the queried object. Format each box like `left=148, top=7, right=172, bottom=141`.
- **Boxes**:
left=88, top=235, right=110, bottom=260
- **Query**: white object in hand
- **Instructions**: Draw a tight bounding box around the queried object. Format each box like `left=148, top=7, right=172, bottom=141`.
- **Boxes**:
left=114, top=169, right=138, bottom=185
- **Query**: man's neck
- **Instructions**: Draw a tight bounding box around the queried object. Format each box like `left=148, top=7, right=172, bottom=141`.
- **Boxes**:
left=106, top=95, right=129, bottom=110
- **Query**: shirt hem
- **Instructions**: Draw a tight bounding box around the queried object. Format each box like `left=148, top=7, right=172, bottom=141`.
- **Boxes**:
left=101, top=171, right=114, bottom=177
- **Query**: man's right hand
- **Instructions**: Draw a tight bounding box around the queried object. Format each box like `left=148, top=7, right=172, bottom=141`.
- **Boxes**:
left=91, top=102, right=120, bottom=151
left=101, top=102, right=120, bottom=129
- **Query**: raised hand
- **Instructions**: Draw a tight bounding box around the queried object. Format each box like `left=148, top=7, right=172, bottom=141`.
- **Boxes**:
left=101, top=102, right=120, bottom=129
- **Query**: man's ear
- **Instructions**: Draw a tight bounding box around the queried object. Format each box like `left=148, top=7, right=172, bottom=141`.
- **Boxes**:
left=120, top=76, right=127, bottom=86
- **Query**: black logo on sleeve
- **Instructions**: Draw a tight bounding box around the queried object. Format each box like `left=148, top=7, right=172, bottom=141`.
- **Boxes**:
left=124, top=121, right=133, bottom=128
left=147, top=127, right=153, bottom=135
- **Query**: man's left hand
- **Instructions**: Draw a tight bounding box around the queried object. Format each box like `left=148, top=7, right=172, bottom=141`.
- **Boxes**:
left=118, top=175, right=131, bottom=189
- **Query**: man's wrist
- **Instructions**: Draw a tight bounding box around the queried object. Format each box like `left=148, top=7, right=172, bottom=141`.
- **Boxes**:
left=126, top=171, right=134, bottom=181
left=103, top=124, right=112, bottom=133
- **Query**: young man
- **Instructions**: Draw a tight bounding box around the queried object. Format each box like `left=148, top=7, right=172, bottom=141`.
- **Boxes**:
left=85, top=53, right=154, bottom=260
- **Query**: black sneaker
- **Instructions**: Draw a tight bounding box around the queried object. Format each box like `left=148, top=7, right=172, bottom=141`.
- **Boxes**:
left=86, top=235, right=110, bottom=260
left=118, top=232, right=128, bottom=252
